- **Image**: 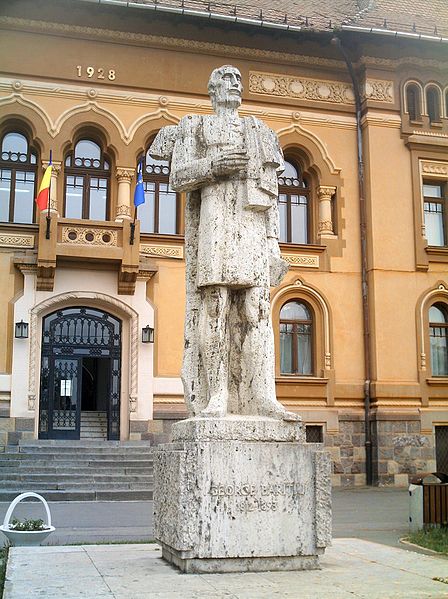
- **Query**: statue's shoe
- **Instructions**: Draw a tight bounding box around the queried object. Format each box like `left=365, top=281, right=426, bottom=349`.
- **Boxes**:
left=259, top=400, right=301, bottom=422
left=200, top=395, right=227, bottom=418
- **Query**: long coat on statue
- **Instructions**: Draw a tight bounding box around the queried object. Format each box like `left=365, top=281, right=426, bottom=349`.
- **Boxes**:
left=150, top=114, right=287, bottom=415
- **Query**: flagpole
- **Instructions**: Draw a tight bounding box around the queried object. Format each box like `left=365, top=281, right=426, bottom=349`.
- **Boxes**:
left=130, top=205, right=136, bottom=245
left=45, top=149, right=53, bottom=240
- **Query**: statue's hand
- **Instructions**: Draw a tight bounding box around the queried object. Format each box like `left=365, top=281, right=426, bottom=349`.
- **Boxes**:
left=212, top=148, right=249, bottom=177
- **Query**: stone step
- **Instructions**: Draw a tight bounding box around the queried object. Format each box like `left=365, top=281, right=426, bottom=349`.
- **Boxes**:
left=0, top=439, right=155, bottom=501
left=18, top=440, right=151, bottom=447
left=0, top=489, right=153, bottom=501
left=0, top=472, right=153, bottom=487
left=0, top=461, right=153, bottom=471
left=0, top=462, right=153, bottom=476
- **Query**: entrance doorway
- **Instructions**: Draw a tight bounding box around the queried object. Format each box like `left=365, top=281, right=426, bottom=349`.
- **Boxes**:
left=38, top=307, right=122, bottom=440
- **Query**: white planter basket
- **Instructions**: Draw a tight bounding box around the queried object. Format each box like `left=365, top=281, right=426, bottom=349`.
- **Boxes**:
left=0, top=492, right=55, bottom=547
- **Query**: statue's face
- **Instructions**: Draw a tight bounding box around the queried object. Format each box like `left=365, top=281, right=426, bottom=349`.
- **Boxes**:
left=213, top=67, right=243, bottom=108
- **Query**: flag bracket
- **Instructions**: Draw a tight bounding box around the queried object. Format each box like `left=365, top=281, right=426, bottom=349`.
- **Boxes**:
left=45, top=215, right=51, bottom=240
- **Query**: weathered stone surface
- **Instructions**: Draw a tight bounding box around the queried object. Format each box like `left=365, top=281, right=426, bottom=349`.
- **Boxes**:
left=150, top=65, right=295, bottom=422
left=171, top=415, right=305, bottom=443
left=153, top=417, right=331, bottom=573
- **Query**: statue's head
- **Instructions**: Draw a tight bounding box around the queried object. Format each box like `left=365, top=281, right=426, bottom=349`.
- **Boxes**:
left=208, top=65, right=243, bottom=111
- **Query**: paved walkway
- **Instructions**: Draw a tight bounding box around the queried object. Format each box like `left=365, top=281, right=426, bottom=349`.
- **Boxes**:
left=4, top=539, right=448, bottom=599
left=0, top=487, right=409, bottom=546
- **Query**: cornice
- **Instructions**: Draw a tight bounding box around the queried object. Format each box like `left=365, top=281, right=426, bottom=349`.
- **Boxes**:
left=0, top=16, right=344, bottom=70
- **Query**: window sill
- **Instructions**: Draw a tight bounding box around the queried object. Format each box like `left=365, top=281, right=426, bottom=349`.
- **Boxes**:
left=140, top=233, right=184, bottom=243
left=425, top=246, right=448, bottom=262
left=279, top=243, right=326, bottom=254
left=426, top=377, right=448, bottom=386
left=0, top=222, right=38, bottom=231
left=276, top=376, right=328, bottom=385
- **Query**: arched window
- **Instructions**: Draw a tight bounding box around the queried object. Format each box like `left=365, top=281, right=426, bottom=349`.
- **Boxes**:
left=426, top=87, right=441, bottom=124
left=279, top=300, right=313, bottom=375
left=64, top=139, right=110, bottom=220
left=278, top=160, right=309, bottom=244
left=405, top=84, right=421, bottom=121
left=0, top=131, right=37, bottom=224
left=429, top=304, right=448, bottom=376
left=139, top=148, right=178, bottom=235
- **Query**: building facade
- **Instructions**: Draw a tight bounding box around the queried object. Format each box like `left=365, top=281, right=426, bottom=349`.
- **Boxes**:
left=0, top=0, right=447, bottom=486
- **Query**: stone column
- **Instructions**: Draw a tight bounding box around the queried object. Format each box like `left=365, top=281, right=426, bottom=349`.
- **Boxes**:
left=42, top=161, right=61, bottom=215
left=115, top=167, right=134, bottom=221
left=316, top=185, right=336, bottom=238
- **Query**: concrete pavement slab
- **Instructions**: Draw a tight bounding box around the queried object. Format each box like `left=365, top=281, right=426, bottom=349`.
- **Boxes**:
left=4, top=539, right=448, bottom=599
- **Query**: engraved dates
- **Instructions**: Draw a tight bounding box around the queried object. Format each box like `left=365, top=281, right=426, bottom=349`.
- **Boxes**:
left=76, top=65, right=116, bottom=81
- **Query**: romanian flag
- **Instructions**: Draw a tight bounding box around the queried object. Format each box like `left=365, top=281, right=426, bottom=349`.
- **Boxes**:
left=35, top=163, right=52, bottom=211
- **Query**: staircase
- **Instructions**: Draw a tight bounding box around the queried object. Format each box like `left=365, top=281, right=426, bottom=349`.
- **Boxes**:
left=80, top=411, right=107, bottom=440
left=0, top=440, right=154, bottom=501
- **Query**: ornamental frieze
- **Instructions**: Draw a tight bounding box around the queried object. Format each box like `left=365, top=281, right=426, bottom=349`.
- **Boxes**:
left=140, top=244, right=184, bottom=259
left=281, top=254, right=319, bottom=268
left=0, top=233, right=34, bottom=249
left=249, top=72, right=394, bottom=104
left=420, top=161, right=448, bottom=177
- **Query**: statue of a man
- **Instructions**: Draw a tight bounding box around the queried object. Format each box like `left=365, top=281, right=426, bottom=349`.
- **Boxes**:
left=150, top=65, right=299, bottom=421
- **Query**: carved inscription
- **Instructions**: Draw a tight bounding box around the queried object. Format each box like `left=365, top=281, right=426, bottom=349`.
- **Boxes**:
left=209, top=481, right=305, bottom=513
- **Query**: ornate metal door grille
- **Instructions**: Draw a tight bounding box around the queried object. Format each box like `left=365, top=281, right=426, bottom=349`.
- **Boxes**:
left=39, top=307, right=122, bottom=440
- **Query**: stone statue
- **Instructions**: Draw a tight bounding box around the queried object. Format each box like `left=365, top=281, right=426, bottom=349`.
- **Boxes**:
left=150, top=65, right=299, bottom=421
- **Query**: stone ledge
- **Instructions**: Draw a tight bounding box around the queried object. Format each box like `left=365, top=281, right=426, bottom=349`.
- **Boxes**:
left=171, top=415, right=305, bottom=443
left=161, top=543, right=321, bottom=573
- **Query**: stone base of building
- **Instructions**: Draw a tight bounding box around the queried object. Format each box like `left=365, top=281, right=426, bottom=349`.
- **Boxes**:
left=160, top=542, right=322, bottom=573
left=153, top=416, right=332, bottom=573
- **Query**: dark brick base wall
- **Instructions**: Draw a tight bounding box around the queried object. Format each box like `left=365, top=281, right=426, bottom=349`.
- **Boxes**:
left=371, top=414, right=435, bottom=486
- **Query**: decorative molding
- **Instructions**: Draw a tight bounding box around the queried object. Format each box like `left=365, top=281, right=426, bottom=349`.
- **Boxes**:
left=363, top=79, right=394, bottom=103
left=0, top=233, right=34, bottom=249
left=28, top=291, right=139, bottom=413
left=42, top=160, right=62, bottom=176
left=249, top=71, right=394, bottom=105
left=420, top=160, right=448, bottom=177
left=273, top=278, right=331, bottom=369
left=318, top=220, right=333, bottom=233
left=0, top=16, right=345, bottom=70
left=316, top=185, right=336, bottom=200
left=116, top=167, right=135, bottom=182
left=140, top=244, right=184, bottom=259
left=249, top=71, right=355, bottom=105
left=281, top=254, right=319, bottom=268
left=62, top=226, right=118, bottom=246
left=116, top=204, right=132, bottom=218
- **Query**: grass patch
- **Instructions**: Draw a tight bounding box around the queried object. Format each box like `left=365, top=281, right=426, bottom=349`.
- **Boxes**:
left=0, top=546, right=9, bottom=597
left=408, top=527, right=448, bottom=554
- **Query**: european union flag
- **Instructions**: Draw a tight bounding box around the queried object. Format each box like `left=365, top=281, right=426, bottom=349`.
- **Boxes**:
left=134, top=160, right=145, bottom=207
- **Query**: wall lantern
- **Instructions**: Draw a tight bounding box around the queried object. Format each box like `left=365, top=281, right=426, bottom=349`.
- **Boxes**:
left=15, top=320, right=29, bottom=339
left=142, top=325, right=154, bottom=344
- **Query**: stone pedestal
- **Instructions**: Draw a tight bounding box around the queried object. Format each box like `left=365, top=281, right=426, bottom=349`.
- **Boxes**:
left=153, top=416, right=332, bottom=573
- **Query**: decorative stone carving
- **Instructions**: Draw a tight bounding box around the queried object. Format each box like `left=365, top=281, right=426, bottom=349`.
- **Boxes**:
left=317, top=185, right=336, bottom=237
left=282, top=253, right=319, bottom=268
left=151, top=65, right=331, bottom=574
left=42, top=160, right=61, bottom=214
left=250, top=71, right=355, bottom=104
left=140, top=244, right=184, bottom=259
left=250, top=71, right=394, bottom=104
left=363, top=79, right=394, bottom=103
left=115, top=167, right=135, bottom=221
left=421, top=160, right=448, bottom=177
left=62, top=226, right=118, bottom=246
left=0, top=234, right=34, bottom=249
